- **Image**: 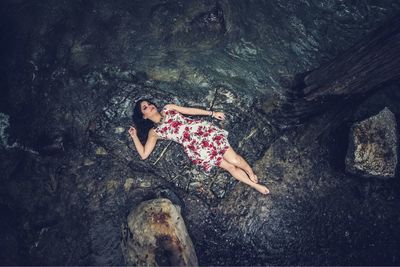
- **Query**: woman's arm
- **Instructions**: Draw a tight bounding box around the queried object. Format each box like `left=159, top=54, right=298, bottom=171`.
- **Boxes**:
left=129, top=127, right=158, bottom=160
left=165, top=104, right=225, bottom=120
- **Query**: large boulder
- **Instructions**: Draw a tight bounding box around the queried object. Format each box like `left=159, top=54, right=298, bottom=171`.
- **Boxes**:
left=345, top=107, right=398, bottom=178
left=121, top=198, right=198, bottom=266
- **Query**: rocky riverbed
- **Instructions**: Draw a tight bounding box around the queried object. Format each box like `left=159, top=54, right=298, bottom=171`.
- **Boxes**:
left=1, top=0, right=400, bottom=265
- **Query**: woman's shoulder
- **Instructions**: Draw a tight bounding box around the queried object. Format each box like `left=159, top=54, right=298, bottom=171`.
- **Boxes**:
left=163, top=104, right=177, bottom=110
left=161, top=104, right=178, bottom=115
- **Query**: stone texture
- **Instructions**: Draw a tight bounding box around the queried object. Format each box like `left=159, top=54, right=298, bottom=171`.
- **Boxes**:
left=0, top=113, right=10, bottom=148
left=123, top=178, right=134, bottom=192
left=346, top=107, right=398, bottom=178
left=95, top=147, right=108, bottom=156
left=121, top=198, right=198, bottom=266
left=1, top=0, right=400, bottom=266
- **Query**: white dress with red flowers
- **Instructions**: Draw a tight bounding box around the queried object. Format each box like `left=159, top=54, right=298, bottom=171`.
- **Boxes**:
left=154, top=106, right=230, bottom=172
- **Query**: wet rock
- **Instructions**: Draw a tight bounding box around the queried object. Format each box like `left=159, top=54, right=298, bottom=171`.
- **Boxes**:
left=36, top=133, right=65, bottom=155
left=139, top=180, right=152, bottom=188
left=345, top=107, right=398, bottom=178
left=124, top=178, right=134, bottom=192
left=106, top=180, right=120, bottom=195
left=1, top=0, right=400, bottom=265
left=0, top=112, right=10, bottom=148
left=121, top=198, right=198, bottom=266
left=114, top=127, right=125, bottom=134
left=83, top=159, right=95, bottom=166
left=91, top=77, right=276, bottom=200
left=70, top=42, right=95, bottom=71
left=147, top=66, right=180, bottom=83
left=95, top=147, right=108, bottom=156
left=189, top=3, right=226, bottom=38
left=156, top=189, right=184, bottom=208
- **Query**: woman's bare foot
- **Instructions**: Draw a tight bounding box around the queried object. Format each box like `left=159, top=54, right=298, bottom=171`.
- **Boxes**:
left=254, top=184, right=270, bottom=195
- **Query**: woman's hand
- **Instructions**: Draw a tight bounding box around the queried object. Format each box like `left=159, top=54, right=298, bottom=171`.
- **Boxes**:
left=212, top=111, right=225, bottom=121
left=128, top=126, right=137, bottom=138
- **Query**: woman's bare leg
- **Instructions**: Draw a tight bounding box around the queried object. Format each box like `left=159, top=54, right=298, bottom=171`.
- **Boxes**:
left=222, top=147, right=258, bottom=183
left=219, top=159, right=269, bottom=194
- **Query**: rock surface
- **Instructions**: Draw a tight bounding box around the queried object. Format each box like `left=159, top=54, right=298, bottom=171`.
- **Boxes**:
left=1, top=0, right=400, bottom=266
left=121, top=198, right=198, bottom=266
left=346, top=107, right=398, bottom=178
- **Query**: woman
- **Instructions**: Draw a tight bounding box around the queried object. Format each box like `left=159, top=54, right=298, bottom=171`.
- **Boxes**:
left=129, top=99, right=270, bottom=194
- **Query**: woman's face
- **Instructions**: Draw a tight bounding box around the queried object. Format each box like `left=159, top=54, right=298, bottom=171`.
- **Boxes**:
left=140, top=101, right=157, bottom=119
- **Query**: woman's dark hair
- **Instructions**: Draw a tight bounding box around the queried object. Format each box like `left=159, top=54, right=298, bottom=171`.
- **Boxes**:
left=132, top=99, right=157, bottom=145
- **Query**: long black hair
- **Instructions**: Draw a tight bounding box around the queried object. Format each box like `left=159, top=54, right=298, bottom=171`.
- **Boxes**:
left=132, top=99, right=157, bottom=145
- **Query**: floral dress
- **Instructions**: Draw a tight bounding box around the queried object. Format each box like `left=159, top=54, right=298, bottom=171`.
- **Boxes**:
left=154, top=106, right=230, bottom=172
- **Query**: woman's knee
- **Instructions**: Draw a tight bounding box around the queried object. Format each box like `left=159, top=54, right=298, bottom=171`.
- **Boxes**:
left=234, top=155, right=242, bottom=164
left=227, top=155, right=242, bottom=166
left=220, top=160, right=236, bottom=172
left=223, top=148, right=241, bottom=165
